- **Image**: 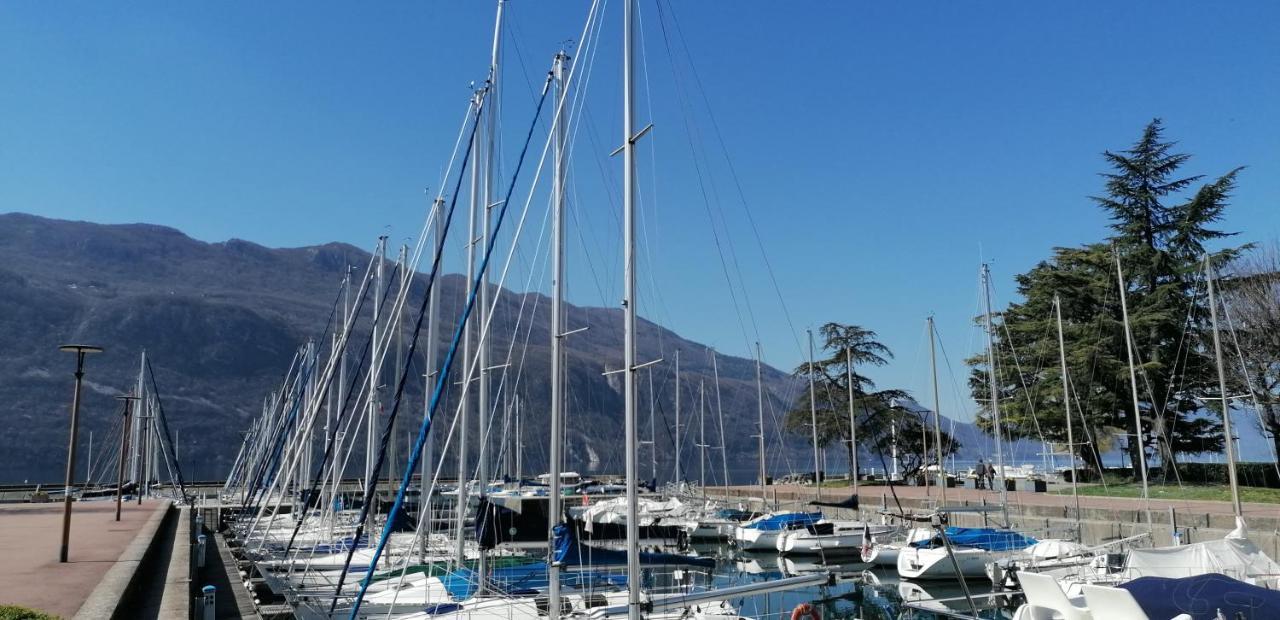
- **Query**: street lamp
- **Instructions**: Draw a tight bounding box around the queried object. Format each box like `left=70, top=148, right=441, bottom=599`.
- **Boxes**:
left=58, top=344, right=103, bottom=563
left=114, top=395, right=140, bottom=522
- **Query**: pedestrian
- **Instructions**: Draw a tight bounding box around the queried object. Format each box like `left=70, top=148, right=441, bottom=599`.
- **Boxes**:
left=975, top=459, right=985, bottom=489
left=986, top=462, right=996, bottom=489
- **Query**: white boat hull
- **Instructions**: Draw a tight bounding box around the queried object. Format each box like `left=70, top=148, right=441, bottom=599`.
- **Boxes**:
left=897, top=545, right=993, bottom=580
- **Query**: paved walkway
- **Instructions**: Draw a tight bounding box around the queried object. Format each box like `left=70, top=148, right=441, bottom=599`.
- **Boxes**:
left=0, top=499, right=168, bottom=618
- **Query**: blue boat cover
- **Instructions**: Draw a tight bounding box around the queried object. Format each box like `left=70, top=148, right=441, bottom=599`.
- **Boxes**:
left=1119, top=574, right=1280, bottom=620
left=553, top=524, right=716, bottom=568
left=910, top=527, right=1037, bottom=551
left=742, top=512, right=823, bottom=532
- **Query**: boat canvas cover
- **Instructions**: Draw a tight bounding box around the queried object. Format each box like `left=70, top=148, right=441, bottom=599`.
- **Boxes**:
left=1125, top=535, right=1280, bottom=584
left=744, top=512, right=822, bottom=531
left=1119, top=574, right=1280, bottom=620
left=911, top=527, right=1037, bottom=552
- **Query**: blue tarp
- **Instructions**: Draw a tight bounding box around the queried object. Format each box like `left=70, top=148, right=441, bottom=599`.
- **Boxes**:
left=1120, top=574, right=1280, bottom=620
left=740, top=512, right=823, bottom=532
left=910, top=527, right=1037, bottom=552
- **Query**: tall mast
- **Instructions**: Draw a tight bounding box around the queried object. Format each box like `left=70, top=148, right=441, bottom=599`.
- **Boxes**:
left=755, top=343, right=768, bottom=504
left=674, top=349, right=681, bottom=483
left=456, top=88, right=482, bottom=565
left=698, top=380, right=707, bottom=498
left=131, top=351, right=145, bottom=484
left=1114, top=250, right=1151, bottom=522
left=928, top=317, right=945, bottom=504
left=476, top=2, right=504, bottom=551
left=1205, top=256, right=1243, bottom=518
left=845, top=345, right=859, bottom=494
left=711, top=350, right=729, bottom=489
left=334, top=267, right=349, bottom=520
left=981, top=264, right=1008, bottom=524
left=1054, top=295, right=1080, bottom=520
left=367, top=235, right=386, bottom=530
left=808, top=329, right=822, bottom=500
left=546, top=47, right=570, bottom=620
left=423, top=198, right=443, bottom=515
left=621, top=0, right=641, bottom=614
left=390, top=244, right=407, bottom=489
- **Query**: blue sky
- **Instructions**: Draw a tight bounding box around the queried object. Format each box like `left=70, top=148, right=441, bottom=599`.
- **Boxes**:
left=3, top=1, right=1279, bottom=428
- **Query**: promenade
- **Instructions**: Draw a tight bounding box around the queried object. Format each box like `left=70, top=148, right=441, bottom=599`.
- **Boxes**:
left=0, top=499, right=168, bottom=618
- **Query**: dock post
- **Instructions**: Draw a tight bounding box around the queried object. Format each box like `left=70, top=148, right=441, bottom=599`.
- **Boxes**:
left=201, top=585, right=216, bottom=619
left=197, top=534, right=207, bottom=568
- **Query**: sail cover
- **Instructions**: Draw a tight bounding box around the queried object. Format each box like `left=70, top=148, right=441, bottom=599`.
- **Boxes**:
left=912, top=527, right=1037, bottom=552
left=1125, top=525, right=1280, bottom=585
left=1119, top=574, right=1280, bottom=620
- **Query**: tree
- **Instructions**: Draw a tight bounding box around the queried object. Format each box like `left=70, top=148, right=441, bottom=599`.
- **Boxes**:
left=1225, top=243, right=1280, bottom=462
left=968, top=120, right=1243, bottom=478
left=786, top=322, right=957, bottom=477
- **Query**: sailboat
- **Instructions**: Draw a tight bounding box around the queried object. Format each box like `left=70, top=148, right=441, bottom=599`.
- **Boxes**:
left=896, top=266, right=1039, bottom=581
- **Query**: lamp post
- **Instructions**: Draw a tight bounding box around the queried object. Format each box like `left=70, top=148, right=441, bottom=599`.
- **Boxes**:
left=58, top=344, right=103, bottom=563
left=115, top=395, right=140, bottom=522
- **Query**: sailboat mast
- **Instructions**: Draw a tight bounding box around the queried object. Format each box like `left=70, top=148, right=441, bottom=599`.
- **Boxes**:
left=845, top=345, right=859, bottom=494
left=1114, top=250, right=1151, bottom=520
left=1205, top=255, right=1243, bottom=518
left=808, top=329, right=822, bottom=500
left=928, top=317, right=945, bottom=504
left=1054, top=295, right=1080, bottom=519
left=711, top=350, right=729, bottom=488
left=674, top=349, right=681, bottom=483
left=756, top=342, right=768, bottom=503
left=475, top=0, right=503, bottom=588
left=131, top=351, right=145, bottom=484
left=456, top=89, right=481, bottom=565
left=981, top=264, right=1008, bottom=523
left=367, top=235, right=386, bottom=530
left=546, top=47, right=569, bottom=620
left=390, top=244, right=407, bottom=489
left=423, top=197, right=443, bottom=515
left=621, top=0, right=642, bottom=614
left=699, top=380, right=706, bottom=496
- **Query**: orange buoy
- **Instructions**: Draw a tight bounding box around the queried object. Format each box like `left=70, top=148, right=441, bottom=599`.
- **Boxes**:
left=791, top=603, right=820, bottom=620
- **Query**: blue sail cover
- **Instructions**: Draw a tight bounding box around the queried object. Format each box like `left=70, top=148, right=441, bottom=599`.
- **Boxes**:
left=742, top=512, right=823, bottom=532
left=1119, top=574, right=1280, bottom=620
left=553, top=524, right=716, bottom=568
left=911, top=527, right=1037, bottom=552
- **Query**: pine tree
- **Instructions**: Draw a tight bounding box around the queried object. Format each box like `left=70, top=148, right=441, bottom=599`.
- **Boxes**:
left=970, top=120, right=1243, bottom=478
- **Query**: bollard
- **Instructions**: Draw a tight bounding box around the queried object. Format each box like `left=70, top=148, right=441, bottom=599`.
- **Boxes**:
left=197, top=534, right=207, bottom=568
left=201, top=585, right=215, bottom=620
left=195, top=513, right=204, bottom=541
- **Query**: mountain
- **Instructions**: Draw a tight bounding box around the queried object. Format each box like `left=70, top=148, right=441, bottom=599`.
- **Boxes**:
left=0, top=212, right=810, bottom=483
